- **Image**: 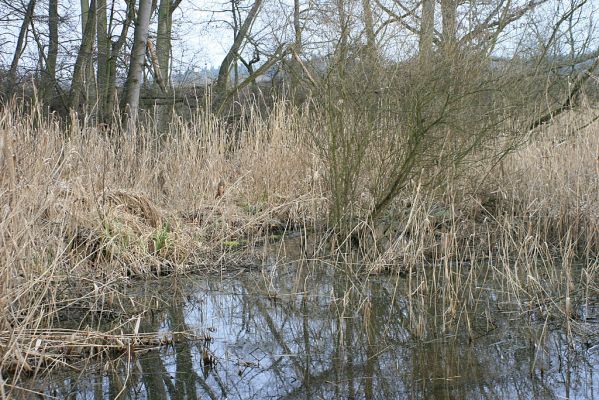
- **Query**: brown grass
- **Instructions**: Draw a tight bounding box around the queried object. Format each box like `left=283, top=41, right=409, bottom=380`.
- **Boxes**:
left=0, top=100, right=322, bottom=388
left=0, top=99, right=597, bottom=389
left=352, top=109, right=599, bottom=342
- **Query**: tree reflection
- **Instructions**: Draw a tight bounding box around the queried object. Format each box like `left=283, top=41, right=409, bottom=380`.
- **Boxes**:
left=23, top=263, right=599, bottom=399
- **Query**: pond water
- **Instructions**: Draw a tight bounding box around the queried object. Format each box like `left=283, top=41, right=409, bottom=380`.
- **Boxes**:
left=19, top=240, right=599, bottom=399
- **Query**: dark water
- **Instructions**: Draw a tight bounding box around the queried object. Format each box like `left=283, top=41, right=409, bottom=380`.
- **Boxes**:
left=20, top=246, right=599, bottom=399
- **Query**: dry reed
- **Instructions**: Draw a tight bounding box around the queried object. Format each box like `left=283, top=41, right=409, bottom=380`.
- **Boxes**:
left=0, top=99, right=597, bottom=390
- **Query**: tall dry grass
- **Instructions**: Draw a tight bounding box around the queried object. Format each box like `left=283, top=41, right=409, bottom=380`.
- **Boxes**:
left=356, top=109, right=599, bottom=342
left=0, top=98, right=597, bottom=389
left=0, top=99, right=322, bottom=387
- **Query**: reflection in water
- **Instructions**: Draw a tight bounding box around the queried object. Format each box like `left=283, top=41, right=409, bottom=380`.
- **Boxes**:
left=21, top=259, right=599, bottom=399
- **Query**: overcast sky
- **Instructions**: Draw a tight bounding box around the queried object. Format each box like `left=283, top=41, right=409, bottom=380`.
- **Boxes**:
left=171, top=0, right=231, bottom=69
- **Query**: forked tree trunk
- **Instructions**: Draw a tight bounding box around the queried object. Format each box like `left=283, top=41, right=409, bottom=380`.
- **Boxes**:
left=104, top=0, right=134, bottom=122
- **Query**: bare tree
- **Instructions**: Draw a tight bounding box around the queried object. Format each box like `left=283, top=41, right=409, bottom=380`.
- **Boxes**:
left=156, top=0, right=182, bottom=87
left=302, top=0, right=599, bottom=235
left=96, top=0, right=109, bottom=119
left=6, top=0, right=36, bottom=93
left=293, top=0, right=302, bottom=51
left=40, top=0, right=59, bottom=105
left=121, top=0, right=153, bottom=128
left=93, top=0, right=136, bottom=122
left=214, top=0, right=264, bottom=95
left=440, top=0, right=456, bottom=49
left=361, top=0, right=376, bottom=56
left=104, top=0, right=135, bottom=121
left=70, top=0, right=96, bottom=110
left=419, top=0, right=434, bottom=62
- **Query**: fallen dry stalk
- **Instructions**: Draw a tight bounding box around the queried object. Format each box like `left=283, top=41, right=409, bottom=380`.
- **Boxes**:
left=0, top=327, right=203, bottom=374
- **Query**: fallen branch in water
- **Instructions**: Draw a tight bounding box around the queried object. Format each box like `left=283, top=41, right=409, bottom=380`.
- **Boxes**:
left=0, top=327, right=207, bottom=376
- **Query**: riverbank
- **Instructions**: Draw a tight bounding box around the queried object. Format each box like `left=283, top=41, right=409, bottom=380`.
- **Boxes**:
left=0, top=103, right=598, bottom=391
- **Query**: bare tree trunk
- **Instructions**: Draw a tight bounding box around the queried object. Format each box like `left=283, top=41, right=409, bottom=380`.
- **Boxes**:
left=96, top=0, right=109, bottom=120
left=294, top=0, right=301, bottom=50
left=7, top=0, right=36, bottom=93
left=46, top=0, right=58, bottom=78
left=70, top=0, right=96, bottom=111
left=361, top=0, right=376, bottom=55
left=419, top=0, right=435, bottom=63
left=214, top=0, right=264, bottom=94
left=121, top=0, right=153, bottom=129
left=153, top=0, right=181, bottom=130
left=440, top=0, right=457, bottom=50
left=156, top=0, right=173, bottom=86
left=156, top=1, right=173, bottom=91
left=336, top=0, right=349, bottom=65
left=80, top=0, right=96, bottom=112
left=81, top=0, right=89, bottom=32
left=105, top=0, right=134, bottom=121
left=43, top=0, right=58, bottom=105
left=231, top=0, right=239, bottom=86
left=285, top=0, right=304, bottom=93
left=147, top=40, right=167, bottom=93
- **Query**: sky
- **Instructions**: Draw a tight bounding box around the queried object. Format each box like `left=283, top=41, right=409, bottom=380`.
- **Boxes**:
left=0, top=0, right=235, bottom=69
left=170, top=0, right=232, bottom=69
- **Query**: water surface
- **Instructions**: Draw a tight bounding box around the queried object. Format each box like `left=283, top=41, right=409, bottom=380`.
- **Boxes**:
left=22, top=244, right=599, bottom=399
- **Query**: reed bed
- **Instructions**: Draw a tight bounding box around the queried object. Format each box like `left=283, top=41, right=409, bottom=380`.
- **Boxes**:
left=340, top=108, right=599, bottom=343
left=0, top=100, right=321, bottom=389
left=0, top=99, right=598, bottom=390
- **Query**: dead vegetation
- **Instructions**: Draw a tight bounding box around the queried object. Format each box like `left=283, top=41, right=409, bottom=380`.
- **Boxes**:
left=0, top=101, right=321, bottom=390
left=0, top=100, right=598, bottom=391
left=0, top=327, right=197, bottom=376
